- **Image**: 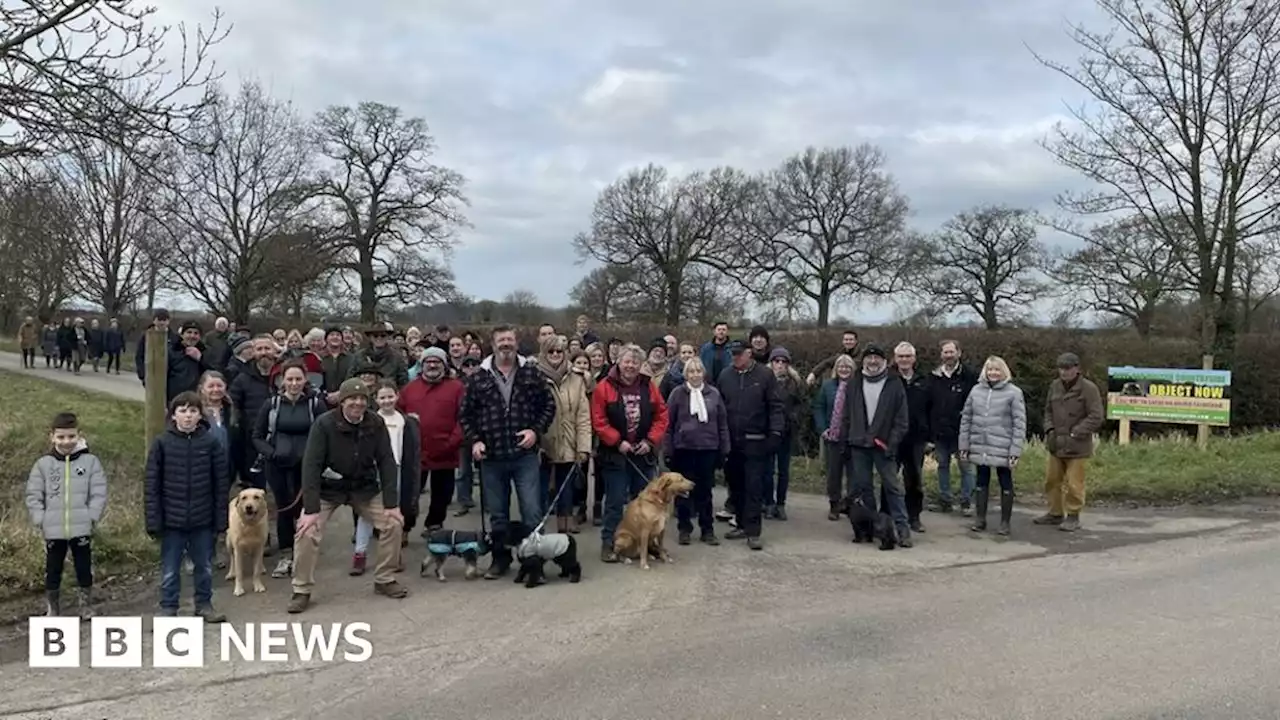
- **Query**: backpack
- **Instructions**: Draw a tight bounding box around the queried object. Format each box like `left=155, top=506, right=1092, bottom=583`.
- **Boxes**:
left=265, top=391, right=325, bottom=443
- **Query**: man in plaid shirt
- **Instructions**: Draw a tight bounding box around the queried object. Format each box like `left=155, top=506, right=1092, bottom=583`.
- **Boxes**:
left=460, top=325, right=556, bottom=579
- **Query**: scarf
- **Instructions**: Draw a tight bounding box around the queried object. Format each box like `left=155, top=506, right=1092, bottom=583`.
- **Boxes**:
left=823, top=379, right=848, bottom=442
left=687, top=382, right=708, bottom=423
left=538, top=357, right=568, bottom=385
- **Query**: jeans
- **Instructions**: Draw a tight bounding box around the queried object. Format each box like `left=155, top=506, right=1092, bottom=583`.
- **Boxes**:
left=455, top=448, right=475, bottom=507
left=934, top=437, right=975, bottom=505
left=480, top=453, right=543, bottom=541
left=849, top=446, right=908, bottom=530
left=976, top=465, right=1014, bottom=493
left=46, top=537, right=93, bottom=590
left=673, top=449, right=717, bottom=534
left=265, top=462, right=302, bottom=553
left=763, top=431, right=791, bottom=507
left=160, top=528, right=215, bottom=611
left=725, top=442, right=768, bottom=537
left=600, top=452, right=657, bottom=547
left=21, top=348, right=35, bottom=367
left=106, top=352, right=121, bottom=373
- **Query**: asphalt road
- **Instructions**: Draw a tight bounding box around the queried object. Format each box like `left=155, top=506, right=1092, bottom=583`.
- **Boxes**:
left=2, top=350, right=1279, bottom=719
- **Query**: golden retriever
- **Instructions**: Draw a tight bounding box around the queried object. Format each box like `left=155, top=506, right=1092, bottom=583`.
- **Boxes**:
left=225, top=488, right=269, bottom=596
left=613, top=472, right=695, bottom=570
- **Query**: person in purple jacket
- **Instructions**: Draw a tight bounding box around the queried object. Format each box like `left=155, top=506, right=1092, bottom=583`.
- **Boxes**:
left=664, top=357, right=731, bottom=546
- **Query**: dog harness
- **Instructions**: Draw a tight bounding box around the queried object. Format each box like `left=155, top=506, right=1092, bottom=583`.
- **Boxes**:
left=427, top=529, right=482, bottom=556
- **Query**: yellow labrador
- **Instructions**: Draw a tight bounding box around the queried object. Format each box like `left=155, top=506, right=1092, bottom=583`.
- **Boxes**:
left=225, top=488, right=269, bottom=596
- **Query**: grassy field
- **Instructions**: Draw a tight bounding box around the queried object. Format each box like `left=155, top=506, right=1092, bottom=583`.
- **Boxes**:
left=0, top=338, right=136, bottom=371
left=788, top=432, right=1280, bottom=505
left=0, top=370, right=152, bottom=601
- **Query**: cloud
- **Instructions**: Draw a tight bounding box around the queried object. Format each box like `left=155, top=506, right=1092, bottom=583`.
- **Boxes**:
left=155, top=0, right=1104, bottom=320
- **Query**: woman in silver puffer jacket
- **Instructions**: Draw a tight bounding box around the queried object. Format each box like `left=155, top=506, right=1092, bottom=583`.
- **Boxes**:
left=958, top=356, right=1026, bottom=536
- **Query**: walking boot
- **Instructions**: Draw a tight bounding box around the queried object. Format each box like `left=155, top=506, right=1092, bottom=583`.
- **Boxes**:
left=484, top=531, right=510, bottom=579
left=75, top=587, right=95, bottom=619
left=997, top=491, right=1014, bottom=536
left=44, top=589, right=60, bottom=616
left=897, top=525, right=913, bottom=549
left=1059, top=514, right=1081, bottom=532
left=969, top=488, right=989, bottom=532
left=1033, top=513, right=1063, bottom=526
left=827, top=501, right=841, bottom=521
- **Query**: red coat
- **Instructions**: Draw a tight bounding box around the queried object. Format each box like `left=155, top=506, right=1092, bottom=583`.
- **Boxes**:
left=397, top=375, right=464, bottom=470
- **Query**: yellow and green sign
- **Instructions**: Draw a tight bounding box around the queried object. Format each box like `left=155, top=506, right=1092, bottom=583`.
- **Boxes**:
left=1106, top=366, right=1231, bottom=426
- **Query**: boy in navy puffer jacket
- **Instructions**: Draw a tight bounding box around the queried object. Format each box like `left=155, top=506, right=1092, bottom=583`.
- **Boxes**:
left=145, top=391, right=230, bottom=622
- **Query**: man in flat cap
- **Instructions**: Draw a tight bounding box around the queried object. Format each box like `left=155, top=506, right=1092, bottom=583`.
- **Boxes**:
left=1037, top=352, right=1103, bottom=532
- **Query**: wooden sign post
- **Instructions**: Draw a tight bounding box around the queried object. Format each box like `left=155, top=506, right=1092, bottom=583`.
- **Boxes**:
left=144, top=327, right=168, bottom=445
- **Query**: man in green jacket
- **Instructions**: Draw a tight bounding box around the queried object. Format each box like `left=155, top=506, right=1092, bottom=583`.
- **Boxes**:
left=289, top=378, right=408, bottom=613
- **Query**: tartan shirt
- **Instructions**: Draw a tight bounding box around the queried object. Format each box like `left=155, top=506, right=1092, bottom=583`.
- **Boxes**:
left=459, top=360, right=555, bottom=461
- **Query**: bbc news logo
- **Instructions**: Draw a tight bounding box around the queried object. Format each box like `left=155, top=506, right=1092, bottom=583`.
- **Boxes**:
left=28, top=617, right=373, bottom=667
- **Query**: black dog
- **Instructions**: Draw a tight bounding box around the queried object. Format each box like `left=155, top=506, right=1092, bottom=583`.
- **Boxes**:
left=842, top=496, right=897, bottom=550
left=508, top=521, right=582, bottom=588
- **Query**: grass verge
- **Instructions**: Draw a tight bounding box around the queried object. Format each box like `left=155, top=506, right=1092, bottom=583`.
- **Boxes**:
left=0, top=338, right=136, bottom=371
left=0, top=370, right=152, bottom=601
left=787, top=432, right=1280, bottom=505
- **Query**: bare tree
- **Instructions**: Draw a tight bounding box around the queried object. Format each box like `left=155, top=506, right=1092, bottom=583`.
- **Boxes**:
left=573, top=164, right=753, bottom=325
left=502, top=288, right=543, bottom=326
left=1235, top=234, right=1280, bottom=333
left=46, top=129, right=162, bottom=316
left=0, top=1, right=226, bottom=159
left=745, top=145, right=912, bottom=327
left=920, top=205, right=1050, bottom=330
left=310, top=102, right=468, bottom=322
left=568, top=265, right=649, bottom=323
left=257, top=229, right=339, bottom=321
left=0, top=167, right=76, bottom=317
left=155, top=81, right=317, bottom=320
left=680, top=264, right=746, bottom=326
left=1037, top=0, right=1280, bottom=355
left=1055, top=215, right=1187, bottom=336
left=758, top=278, right=816, bottom=329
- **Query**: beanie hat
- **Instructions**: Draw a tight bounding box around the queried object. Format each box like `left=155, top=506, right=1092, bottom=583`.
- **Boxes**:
left=179, top=320, right=203, bottom=333
left=649, top=337, right=668, bottom=353
left=421, top=346, right=448, bottom=363
left=354, top=362, right=384, bottom=378
left=749, top=325, right=770, bottom=343
left=769, top=347, right=792, bottom=363
left=338, top=378, right=369, bottom=403
left=229, top=336, right=251, bottom=355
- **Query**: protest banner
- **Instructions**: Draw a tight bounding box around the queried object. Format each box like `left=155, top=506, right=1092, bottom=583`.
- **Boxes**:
left=1106, top=365, right=1231, bottom=446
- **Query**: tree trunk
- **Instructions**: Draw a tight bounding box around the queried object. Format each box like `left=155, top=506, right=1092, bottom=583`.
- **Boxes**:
left=816, top=283, right=832, bottom=328
left=1134, top=305, right=1153, bottom=337
left=664, top=272, right=682, bottom=326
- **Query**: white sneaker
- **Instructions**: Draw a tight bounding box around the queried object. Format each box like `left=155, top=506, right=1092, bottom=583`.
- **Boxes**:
left=271, top=557, right=293, bottom=578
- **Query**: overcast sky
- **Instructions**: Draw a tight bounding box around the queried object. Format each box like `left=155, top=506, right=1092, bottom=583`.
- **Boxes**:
left=159, top=0, right=1103, bottom=323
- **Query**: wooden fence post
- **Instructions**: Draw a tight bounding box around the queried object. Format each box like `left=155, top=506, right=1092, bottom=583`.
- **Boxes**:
left=144, top=327, right=168, bottom=445
left=1196, top=354, right=1213, bottom=449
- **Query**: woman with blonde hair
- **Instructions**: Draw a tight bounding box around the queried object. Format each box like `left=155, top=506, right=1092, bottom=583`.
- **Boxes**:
left=812, top=353, right=857, bottom=520
left=958, top=356, right=1026, bottom=536
left=535, top=334, right=592, bottom=532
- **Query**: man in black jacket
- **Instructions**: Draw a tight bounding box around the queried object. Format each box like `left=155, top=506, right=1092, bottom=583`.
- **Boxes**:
left=843, top=345, right=912, bottom=547
left=102, top=318, right=125, bottom=374
left=888, top=342, right=931, bottom=533
left=289, top=378, right=407, bottom=614
left=926, top=339, right=979, bottom=515
left=459, top=325, right=556, bottom=578
left=716, top=341, right=785, bottom=550
left=166, top=321, right=211, bottom=402
left=229, top=335, right=279, bottom=491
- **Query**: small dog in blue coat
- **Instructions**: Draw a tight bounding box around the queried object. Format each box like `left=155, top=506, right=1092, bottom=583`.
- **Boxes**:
left=508, top=521, right=581, bottom=588
left=422, top=528, right=488, bottom=581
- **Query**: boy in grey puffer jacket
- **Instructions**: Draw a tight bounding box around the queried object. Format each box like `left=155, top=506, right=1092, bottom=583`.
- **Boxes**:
left=25, top=412, right=107, bottom=618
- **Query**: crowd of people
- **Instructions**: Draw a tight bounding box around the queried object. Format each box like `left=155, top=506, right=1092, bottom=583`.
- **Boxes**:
left=16, top=315, right=126, bottom=374
left=22, top=310, right=1106, bottom=619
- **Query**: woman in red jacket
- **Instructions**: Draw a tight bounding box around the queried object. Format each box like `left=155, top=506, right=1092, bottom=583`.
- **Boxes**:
left=398, top=347, right=465, bottom=532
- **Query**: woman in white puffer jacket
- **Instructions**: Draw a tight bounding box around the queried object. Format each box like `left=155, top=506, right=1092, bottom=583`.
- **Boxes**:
left=958, top=356, right=1026, bottom=536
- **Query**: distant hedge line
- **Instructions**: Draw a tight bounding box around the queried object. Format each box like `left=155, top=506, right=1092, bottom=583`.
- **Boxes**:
left=578, top=327, right=1278, bottom=439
